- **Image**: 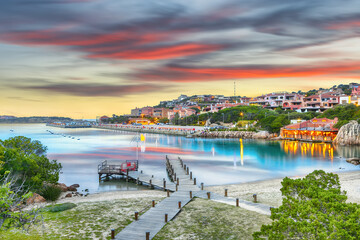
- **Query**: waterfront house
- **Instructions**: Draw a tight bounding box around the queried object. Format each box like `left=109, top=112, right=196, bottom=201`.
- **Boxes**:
left=280, top=117, right=338, bottom=142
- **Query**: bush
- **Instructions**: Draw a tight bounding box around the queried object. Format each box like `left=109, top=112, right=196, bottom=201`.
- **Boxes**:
left=44, top=203, right=77, bottom=213
left=253, top=170, right=360, bottom=239
left=40, top=185, right=62, bottom=202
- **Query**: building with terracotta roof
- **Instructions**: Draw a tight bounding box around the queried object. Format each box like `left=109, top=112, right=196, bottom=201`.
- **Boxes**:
left=280, top=117, right=338, bottom=142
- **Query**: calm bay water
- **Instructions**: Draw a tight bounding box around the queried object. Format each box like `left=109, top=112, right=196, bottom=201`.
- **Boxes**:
left=0, top=124, right=359, bottom=193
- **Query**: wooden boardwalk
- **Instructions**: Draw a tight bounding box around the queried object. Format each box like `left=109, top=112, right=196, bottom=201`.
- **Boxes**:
left=114, top=157, right=200, bottom=240
left=112, top=156, right=273, bottom=239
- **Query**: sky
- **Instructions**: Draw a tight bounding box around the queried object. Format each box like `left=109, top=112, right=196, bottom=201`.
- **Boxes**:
left=0, top=0, right=360, bottom=118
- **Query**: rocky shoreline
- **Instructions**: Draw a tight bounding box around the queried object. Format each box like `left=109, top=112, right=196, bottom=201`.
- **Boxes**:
left=194, top=130, right=277, bottom=139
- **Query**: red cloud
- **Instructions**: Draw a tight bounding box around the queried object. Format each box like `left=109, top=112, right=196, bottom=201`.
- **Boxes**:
left=326, top=21, right=360, bottom=30
left=0, top=28, right=221, bottom=60
left=86, top=43, right=223, bottom=60
left=135, top=61, right=360, bottom=82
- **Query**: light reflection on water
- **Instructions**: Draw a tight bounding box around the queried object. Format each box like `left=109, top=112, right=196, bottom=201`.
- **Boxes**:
left=0, top=124, right=359, bottom=193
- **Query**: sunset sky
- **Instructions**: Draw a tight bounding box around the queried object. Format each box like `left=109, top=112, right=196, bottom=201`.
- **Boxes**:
left=1, top=0, right=360, bottom=118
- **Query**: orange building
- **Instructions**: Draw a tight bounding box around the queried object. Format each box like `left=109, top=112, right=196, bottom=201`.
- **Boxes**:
left=280, top=117, right=338, bottom=142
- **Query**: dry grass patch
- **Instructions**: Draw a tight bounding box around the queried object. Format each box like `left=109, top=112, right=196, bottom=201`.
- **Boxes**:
left=154, top=198, right=271, bottom=240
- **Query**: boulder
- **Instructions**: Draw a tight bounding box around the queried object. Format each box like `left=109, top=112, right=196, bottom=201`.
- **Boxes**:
left=67, top=186, right=77, bottom=191
left=333, top=121, right=360, bottom=145
left=346, top=158, right=360, bottom=165
left=57, top=183, right=68, bottom=192
left=65, top=193, right=72, bottom=198
left=253, top=131, right=270, bottom=139
left=26, top=193, right=46, bottom=205
left=70, top=184, right=80, bottom=188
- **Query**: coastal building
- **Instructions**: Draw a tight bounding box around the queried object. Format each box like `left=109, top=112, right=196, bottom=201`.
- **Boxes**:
left=280, top=117, right=338, bottom=142
left=140, top=106, right=154, bottom=117
left=250, top=92, right=304, bottom=110
left=153, top=108, right=171, bottom=118
left=131, top=107, right=142, bottom=116
left=300, top=92, right=339, bottom=112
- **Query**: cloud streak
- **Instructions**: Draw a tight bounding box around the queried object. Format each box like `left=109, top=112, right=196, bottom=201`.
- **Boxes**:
left=19, top=83, right=169, bottom=97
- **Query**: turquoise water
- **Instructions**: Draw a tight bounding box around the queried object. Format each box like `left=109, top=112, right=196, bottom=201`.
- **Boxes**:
left=0, top=124, right=359, bottom=193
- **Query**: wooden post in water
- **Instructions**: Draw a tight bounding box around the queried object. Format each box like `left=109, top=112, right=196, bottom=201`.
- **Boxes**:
left=174, top=173, right=176, bottom=181
left=253, top=194, right=257, bottom=203
left=163, top=179, right=166, bottom=190
left=149, top=179, right=153, bottom=189
left=236, top=198, right=239, bottom=207
left=189, top=191, right=192, bottom=198
left=201, top=183, right=204, bottom=190
left=152, top=200, right=155, bottom=207
left=135, top=211, right=139, bottom=221
left=187, top=167, right=189, bottom=175
left=176, top=184, right=178, bottom=191
left=194, top=178, right=196, bottom=185
left=111, top=229, right=115, bottom=239
left=184, top=164, right=186, bottom=170
left=207, top=192, right=211, bottom=199
left=167, top=189, right=170, bottom=197
left=146, top=232, right=150, bottom=240
left=177, top=178, right=179, bottom=185
left=225, top=189, right=228, bottom=197
left=178, top=201, right=181, bottom=209
left=190, top=172, right=192, bottom=180
left=141, top=170, right=143, bottom=174
left=136, top=177, right=139, bottom=185
left=165, top=213, right=168, bottom=223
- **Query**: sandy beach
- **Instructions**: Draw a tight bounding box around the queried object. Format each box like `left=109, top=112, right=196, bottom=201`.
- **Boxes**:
left=206, top=170, right=360, bottom=207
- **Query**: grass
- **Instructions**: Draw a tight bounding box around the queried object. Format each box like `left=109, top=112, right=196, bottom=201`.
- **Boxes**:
left=0, top=197, right=164, bottom=240
left=154, top=198, right=271, bottom=240
left=0, top=196, right=271, bottom=240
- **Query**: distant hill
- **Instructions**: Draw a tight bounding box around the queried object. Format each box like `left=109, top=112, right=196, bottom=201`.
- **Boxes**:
left=0, top=116, right=72, bottom=123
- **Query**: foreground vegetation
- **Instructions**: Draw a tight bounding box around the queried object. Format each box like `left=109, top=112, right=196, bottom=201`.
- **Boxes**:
left=254, top=170, right=360, bottom=239
left=0, top=197, right=165, bottom=239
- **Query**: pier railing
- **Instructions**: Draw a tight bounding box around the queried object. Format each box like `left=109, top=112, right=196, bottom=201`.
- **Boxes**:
left=98, top=160, right=138, bottom=174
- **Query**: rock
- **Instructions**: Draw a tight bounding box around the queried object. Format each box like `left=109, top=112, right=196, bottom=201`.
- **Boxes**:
left=26, top=193, right=46, bottom=205
left=333, top=121, right=360, bottom=145
left=253, top=131, right=270, bottom=139
left=70, top=184, right=80, bottom=188
left=346, top=158, right=360, bottom=165
left=57, top=183, right=68, bottom=192
left=67, top=185, right=77, bottom=191
left=65, top=193, right=72, bottom=198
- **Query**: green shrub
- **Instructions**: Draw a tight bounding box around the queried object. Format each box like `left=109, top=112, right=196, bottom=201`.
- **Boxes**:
left=44, top=203, right=77, bottom=213
left=40, top=185, right=62, bottom=201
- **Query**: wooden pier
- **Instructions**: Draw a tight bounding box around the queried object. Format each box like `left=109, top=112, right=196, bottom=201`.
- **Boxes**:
left=107, top=156, right=272, bottom=240
left=113, top=156, right=200, bottom=240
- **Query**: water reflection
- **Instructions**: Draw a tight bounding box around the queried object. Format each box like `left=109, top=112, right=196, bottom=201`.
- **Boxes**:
left=281, top=140, right=334, bottom=160
left=0, top=124, right=359, bottom=192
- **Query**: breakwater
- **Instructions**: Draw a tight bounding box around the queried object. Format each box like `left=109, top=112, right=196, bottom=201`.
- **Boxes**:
left=93, top=124, right=197, bottom=136
left=195, top=130, right=277, bottom=139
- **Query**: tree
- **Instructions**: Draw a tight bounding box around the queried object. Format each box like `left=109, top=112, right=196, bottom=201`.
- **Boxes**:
left=0, top=172, right=40, bottom=230
left=253, top=170, right=360, bottom=240
left=0, top=137, right=62, bottom=191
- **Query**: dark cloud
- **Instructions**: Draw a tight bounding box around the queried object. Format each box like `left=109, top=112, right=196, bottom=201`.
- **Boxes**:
left=0, top=0, right=360, bottom=92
